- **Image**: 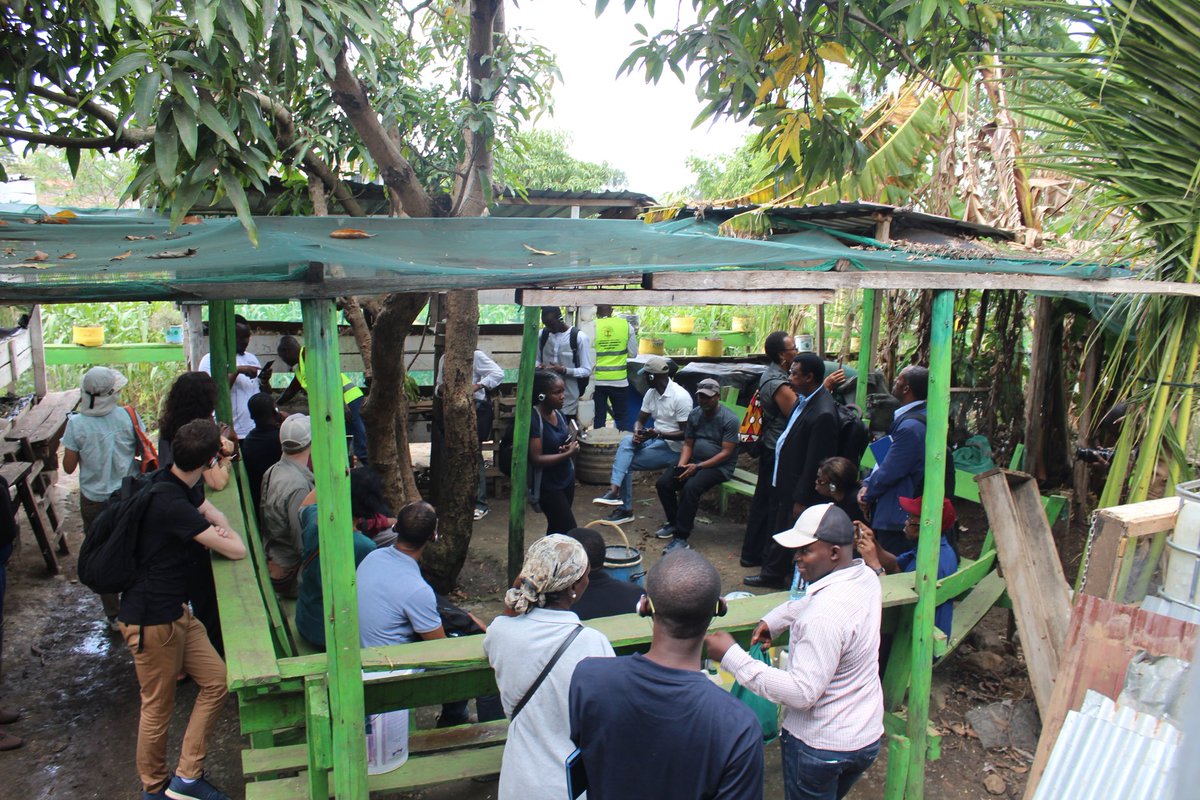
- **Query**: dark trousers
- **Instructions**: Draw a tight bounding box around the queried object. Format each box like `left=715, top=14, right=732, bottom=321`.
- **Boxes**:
left=655, top=464, right=727, bottom=539
left=781, top=731, right=880, bottom=800
left=346, top=395, right=369, bottom=463
left=760, top=491, right=801, bottom=583
left=0, top=541, right=11, bottom=662
left=593, top=384, right=631, bottom=431
left=539, top=483, right=577, bottom=535
left=740, top=447, right=779, bottom=564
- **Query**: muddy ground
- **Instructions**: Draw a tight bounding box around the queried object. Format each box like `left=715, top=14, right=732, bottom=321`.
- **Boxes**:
left=0, top=459, right=1071, bottom=799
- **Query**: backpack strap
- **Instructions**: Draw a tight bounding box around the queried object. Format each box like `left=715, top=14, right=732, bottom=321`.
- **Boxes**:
left=568, top=327, right=581, bottom=370
left=510, top=625, right=584, bottom=722
left=538, top=327, right=550, bottom=360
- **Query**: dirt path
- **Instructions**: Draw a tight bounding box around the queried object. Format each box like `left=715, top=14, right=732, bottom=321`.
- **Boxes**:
left=0, top=467, right=1044, bottom=799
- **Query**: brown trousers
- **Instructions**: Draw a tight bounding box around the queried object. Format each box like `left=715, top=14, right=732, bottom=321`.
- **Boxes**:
left=120, top=607, right=228, bottom=793
left=80, top=495, right=120, bottom=618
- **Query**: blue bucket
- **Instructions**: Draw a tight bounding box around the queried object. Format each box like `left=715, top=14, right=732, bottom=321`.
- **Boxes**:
left=589, top=519, right=645, bottom=586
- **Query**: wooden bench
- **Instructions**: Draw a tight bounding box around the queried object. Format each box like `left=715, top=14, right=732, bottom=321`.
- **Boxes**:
left=0, top=459, right=59, bottom=572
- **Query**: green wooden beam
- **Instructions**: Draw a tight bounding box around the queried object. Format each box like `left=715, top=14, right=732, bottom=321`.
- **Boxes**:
left=300, top=298, right=367, bottom=799
left=508, top=305, right=540, bottom=584
left=305, top=674, right=332, bottom=800
left=856, top=288, right=878, bottom=411
left=905, top=288, right=954, bottom=800
left=43, top=342, right=185, bottom=365
left=210, top=300, right=235, bottom=428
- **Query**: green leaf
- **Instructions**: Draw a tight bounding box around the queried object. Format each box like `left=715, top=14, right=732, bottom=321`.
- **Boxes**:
left=195, top=0, right=218, bottom=45
left=66, top=147, right=81, bottom=178
left=97, top=0, right=118, bottom=30
left=173, top=103, right=198, bottom=158
left=196, top=99, right=240, bottom=149
left=93, top=50, right=150, bottom=93
left=171, top=73, right=200, bottom=111
left=130, top=0, right=153, bottom=27
left=595, top=0, right=610, bottom=14
left=219, top=167, right=257, bottom=246
left=133, top=69, right=161, bottom=125
left=222, top=0, right=252, bottom=52
left=154, top=118, right=179, bottom=184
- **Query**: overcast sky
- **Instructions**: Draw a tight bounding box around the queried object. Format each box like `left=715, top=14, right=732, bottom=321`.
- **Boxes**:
left=505, top=2, right=752, bottom=200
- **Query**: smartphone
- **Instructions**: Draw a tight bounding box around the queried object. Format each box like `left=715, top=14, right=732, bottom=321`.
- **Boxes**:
left=565, top=748, right=588, bottom=799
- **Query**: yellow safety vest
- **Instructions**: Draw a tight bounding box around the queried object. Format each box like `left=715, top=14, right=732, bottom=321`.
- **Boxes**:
left=593, top=316, right=630, bottom=382
left=295, top=347, right=364, bottom=405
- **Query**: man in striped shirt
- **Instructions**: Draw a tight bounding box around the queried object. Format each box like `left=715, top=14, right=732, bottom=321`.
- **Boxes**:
left=707, top=503, right=884, bottom=800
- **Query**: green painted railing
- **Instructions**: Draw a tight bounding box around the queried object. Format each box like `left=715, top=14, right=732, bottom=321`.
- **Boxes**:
left=44, top=343, right=185, bottom=365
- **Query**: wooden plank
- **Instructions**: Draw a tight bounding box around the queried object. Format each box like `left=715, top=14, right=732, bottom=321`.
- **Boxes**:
left=14, top=470, right=57, bottom=573
left=518, top=288, right=835, bottom=307
left=5, top=390, right=79, bottom=444
left=9, top=328, right=32, bottom=377
left=646, top=268, right=1200, bottom=298
left=977, top=469, right=1072, bottom=717
left=1023, top=594, right=1198, bottom=799
left=937, top=570, right=1006, bottom=665
left=305, top=674, right=332, bottom=800
left=42, top=343, right=185, bottom=365
left=238, top=692, right=305, bottom=735
left=235, top=465, right=295, bottom=659
left=1078, top=497, right=1180, bottom=600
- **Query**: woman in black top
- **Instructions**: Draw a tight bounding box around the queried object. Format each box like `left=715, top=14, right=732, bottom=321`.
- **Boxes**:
left=529, top=369, right=580, bottom=534
left=814, top=456, right=865, bottom=525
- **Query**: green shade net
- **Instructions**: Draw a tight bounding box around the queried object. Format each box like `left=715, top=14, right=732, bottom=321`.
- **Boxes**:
left=0, top=208, right=1130, bottom=303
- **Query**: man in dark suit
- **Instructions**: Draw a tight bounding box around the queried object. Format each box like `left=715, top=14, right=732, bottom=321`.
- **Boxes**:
left=744, top=352, right=839, bottom=589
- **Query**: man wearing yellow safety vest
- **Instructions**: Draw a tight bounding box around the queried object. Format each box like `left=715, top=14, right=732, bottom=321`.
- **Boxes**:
left=267, top=335, right=368, bottom=463
left=592, top=305, right=638, bottom=431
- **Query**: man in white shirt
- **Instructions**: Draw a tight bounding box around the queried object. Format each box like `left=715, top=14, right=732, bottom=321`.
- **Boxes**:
left=706, top=503, right=884, bottom=800
left=435, top=349, right=505, bottom=520
left=593, top=356, right=694, bottom=525
left=198, top=321, right=260, bottom=439
left=537, top=306, right=594, bottom=423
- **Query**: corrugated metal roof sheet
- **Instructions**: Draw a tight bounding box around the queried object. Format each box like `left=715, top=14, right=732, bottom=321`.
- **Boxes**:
left=1034, top=691, right=1182, bottom=800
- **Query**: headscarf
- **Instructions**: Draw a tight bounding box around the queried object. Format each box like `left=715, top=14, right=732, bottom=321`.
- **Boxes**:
left=504, top=534, right=589, bottom=615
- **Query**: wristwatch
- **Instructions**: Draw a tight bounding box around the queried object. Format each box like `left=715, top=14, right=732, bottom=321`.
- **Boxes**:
left=874, top=566, right=886, bottom=576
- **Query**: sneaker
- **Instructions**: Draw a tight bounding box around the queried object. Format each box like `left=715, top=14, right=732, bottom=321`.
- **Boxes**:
left=106, top=615, right=120, bottom=633
left=654, top=523, right=676, bottom=539
left=143, top=790, right=168, bottom=800
left=592, top=488, right=623, bottom=506
left=603, top=508, right=634, bottom=525
left=0, top=731, right=22, bottom=752
left=663, top=537, right=690, bottom=554
left=165, top=775, right=230, bottom=800
left=473, top=507, right=489, bottom=521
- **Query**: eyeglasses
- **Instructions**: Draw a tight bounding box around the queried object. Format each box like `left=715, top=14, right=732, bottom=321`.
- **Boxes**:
left=904, top=516, right=921, bottom=529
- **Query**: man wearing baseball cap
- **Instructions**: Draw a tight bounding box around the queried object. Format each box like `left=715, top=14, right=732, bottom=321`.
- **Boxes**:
left=592, top=356, right=693, bottom=525
left=259, top=414, right=314, bottom=598
left=855, top=495, right=958, bottom=637
left=653, top=378, right=739, bottom=553
left=706, top=503, right=884, bottom=799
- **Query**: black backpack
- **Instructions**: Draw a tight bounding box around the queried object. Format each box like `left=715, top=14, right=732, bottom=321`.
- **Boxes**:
left=905, top=411, right=958, bottom=502
left=77, top=470, right=180, bottom=595
left=498, top=412, right=544, bottom=477
left=539, top=326, right=590, bottom=395
left=835, top=403, right=871, bottom=469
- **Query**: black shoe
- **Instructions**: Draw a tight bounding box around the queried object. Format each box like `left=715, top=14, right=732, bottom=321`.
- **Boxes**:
left=593, top=489, right=623, bottom=506
left=654, top=523, right=677, bottom=540
left=603, top=508, right=635, bottom=525
left=739, top=558, right=762, bottom=568
left=742, top=575, right=787, bottom=589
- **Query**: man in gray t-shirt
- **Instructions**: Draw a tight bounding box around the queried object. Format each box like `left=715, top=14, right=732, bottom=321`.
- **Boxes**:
left=654, top=379, right=739, bottom=553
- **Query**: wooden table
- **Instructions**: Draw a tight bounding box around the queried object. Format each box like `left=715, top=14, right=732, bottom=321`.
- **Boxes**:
left=4, top=389, right=80, bottom=572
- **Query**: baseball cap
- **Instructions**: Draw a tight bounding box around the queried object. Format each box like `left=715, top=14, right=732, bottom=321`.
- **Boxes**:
left=898, top=496, right=956, bottom=532
left=772, top=503, right=854, bottom=549
left=280, top=413, right=312, bottom=453
left=638, top=355, right=671, bottom=376
left=696, top=378, right=721, bottom=397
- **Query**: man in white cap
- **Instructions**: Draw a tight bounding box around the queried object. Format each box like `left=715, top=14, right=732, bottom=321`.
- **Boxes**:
left=592, top=356, right=694, bottom=525
left=653, top=378, right=739, bottom=553
left=258, top=414, right=314, bottom=598
left=62, top=366, right=142, bottom=628
left=705, top=503, right=884, bottom=800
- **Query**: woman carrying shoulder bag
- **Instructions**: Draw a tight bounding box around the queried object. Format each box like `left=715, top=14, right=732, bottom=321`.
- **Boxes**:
left=529, top=369, right=580, bottom=534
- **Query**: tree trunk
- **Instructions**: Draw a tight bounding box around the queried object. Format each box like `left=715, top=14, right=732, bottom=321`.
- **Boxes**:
left=1023, top=296, right=1056, bottom=479
left=362, top=293, right=428, bottom=512
left=423, top=290, right=481, bottom=592
left=340, top=296, right=373, bottom=381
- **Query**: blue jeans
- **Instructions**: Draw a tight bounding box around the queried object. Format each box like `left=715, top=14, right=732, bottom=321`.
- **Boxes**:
left=346, top=395, right=369, bottom=463
left=610, top=437, right=678, bottom=512
left=593, top=384, right=631, bottom=431
left=781, top=731, right=880, bottom=800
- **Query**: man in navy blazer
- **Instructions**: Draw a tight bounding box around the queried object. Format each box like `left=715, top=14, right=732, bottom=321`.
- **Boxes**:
left=744, top=352, right=839, bottom=589
left=858, top=366, right=929, bottom=556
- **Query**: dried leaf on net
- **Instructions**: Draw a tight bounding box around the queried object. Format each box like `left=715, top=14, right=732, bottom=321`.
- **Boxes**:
left=59, top=252, right=76, bottom=259
left=330, top=228, right=374, bottom=239
left=522, top=243, right=558, bottom=255
left=147, top=248, right=197, bottom=259
left=31, top=250, right=49, bottom=261
left=111, top=250, right=132, bottom=261
left=181, top=215, right=203, bottom=225
left=125, top=234, right=156, bottom=241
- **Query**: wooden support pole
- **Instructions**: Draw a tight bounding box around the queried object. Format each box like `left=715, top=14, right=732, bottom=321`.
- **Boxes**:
left=856, top=289, right=879, bottom=412
left=209, top=301, right=236, bottom=428
left=301, top=298, right=367, bottom=798
left=816, top=304, right=826, bottom=355
left=29, top=303, right=47, bottom=398
left=905, top=288, right=953, bottom=800
left=508, top=305, right=540, bottom=584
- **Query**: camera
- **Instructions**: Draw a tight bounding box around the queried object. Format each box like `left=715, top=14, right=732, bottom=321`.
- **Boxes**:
left=1075, top=447, right=1115, bottom=464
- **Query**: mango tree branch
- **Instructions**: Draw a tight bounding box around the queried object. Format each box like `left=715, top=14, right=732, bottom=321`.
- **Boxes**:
left=330, top=49, right=435, bottom=218
left=1, top=83, right=122, bottom=131
left=0, top=125, right=150, bottom=149
left=450, top=0, right=502, bottom=217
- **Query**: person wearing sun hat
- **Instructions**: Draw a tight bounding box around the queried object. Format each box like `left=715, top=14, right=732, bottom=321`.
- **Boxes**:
left=854, top=495, right=959, bottom=638
left=705, top=503, right=884, bottom=800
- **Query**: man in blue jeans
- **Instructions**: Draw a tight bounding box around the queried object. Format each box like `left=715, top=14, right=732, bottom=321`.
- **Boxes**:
left=592, top=356, right=693, bottom=524
left=707, top=504, right=884, bottom=799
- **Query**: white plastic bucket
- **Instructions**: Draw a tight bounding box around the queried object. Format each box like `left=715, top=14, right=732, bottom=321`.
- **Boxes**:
left=1163, top=479, right=1200, bottom=609
left=363, top=669, right=413, bottom=774
left=796, top=334, right=814, bottom=353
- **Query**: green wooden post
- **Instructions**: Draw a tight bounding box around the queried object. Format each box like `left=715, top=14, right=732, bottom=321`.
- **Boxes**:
left=904, top=289, right=953, bottom=799
left=209, top=300, right=235, bottom=427
left=856, top=289, right=879, bottom=412
left=508, top=305, right=540, bottom=584
left=300, top=298, right=367, bottom=798
left=305, top=674, right=333, bottom=800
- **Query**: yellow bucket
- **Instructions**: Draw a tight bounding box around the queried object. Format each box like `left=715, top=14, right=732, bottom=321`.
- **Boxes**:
left=639, top=337, right=665, bottom=355
left=731, top=316, right=753, bottom=332
left=73, top=326, right=105, bottom=347
left=669, top=316, right=695, bottom=334
left=697, top=337, right=724, bottom=357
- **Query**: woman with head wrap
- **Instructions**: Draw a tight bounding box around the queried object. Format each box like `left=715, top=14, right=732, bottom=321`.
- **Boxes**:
left=484, top=535, right=614, bottom=800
